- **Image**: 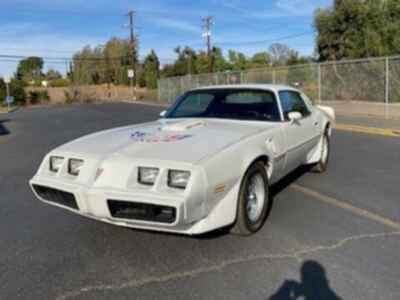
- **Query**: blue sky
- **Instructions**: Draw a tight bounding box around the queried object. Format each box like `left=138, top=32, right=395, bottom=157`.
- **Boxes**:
left=0, top=0, right=332, bottom=75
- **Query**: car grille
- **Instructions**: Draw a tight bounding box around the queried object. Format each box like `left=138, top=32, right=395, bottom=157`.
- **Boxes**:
left=107, top=200, right=176, bottom=224
left=32, top=185, right=78, bottom=210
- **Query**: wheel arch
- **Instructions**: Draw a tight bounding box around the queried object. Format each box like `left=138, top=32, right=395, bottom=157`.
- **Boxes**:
left=241, top=153, right=272, bottom=181
left=325, top=121, right=332, bottom=136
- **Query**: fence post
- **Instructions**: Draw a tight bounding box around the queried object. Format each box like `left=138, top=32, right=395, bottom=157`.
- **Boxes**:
left=167, top=79, right=171, bottom=103
left=181, top=76, right=184, bottom=96
left=272, top=69, right=276, bottom=84
left=157, top=80, right=161, bottom=102
left=318, top=64, right=322, bottom=104
left=385, top=57, right=389, bottom=119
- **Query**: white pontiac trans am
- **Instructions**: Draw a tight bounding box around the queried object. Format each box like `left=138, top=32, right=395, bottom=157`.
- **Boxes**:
left=30, top=85, right=335, bottom=236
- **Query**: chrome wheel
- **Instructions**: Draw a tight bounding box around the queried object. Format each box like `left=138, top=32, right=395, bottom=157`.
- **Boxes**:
left=232, top=161, right=270, bottom=235
left=246, top=173, right=266, bottom=223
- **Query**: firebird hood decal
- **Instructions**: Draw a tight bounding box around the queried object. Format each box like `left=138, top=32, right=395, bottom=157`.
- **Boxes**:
left=56, top=119, right=277, bottom=163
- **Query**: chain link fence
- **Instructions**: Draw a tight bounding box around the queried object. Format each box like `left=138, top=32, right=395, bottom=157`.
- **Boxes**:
left=158, top=55, right=400, bottom=119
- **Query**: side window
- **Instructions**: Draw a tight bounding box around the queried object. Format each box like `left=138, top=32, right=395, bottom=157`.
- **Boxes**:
left=279, top=91, right=311, bottom=120
left=300, top=93, right=314, bottom=111
left=172, top=93, right=214, bottom=117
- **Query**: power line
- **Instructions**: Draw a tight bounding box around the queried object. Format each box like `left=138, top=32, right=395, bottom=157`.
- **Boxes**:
left=0, top=47, right=77, bottom=54
left=214, top=31, right=314, bottom=47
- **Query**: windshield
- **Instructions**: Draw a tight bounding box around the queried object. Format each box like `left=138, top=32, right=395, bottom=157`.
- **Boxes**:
left=166, top=89, right=281, bottom=122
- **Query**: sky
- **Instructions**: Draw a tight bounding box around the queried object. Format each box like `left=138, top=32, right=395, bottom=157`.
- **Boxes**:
left=0, top=0, right=332, bottom=76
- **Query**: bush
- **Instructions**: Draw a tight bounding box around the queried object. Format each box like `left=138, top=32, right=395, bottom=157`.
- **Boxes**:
left=64, top=88, right=79, bottom=104
left=29, top=90, right=50, bottom=104
left=64, top=87, right=96, bottom=104
left=50, top=78, right=70, bottom=87
left=0, top=79, right=26, bottom=105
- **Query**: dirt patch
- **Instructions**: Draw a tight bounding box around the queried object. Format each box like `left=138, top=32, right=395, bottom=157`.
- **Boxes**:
left=320, top=101, right=400, bottom=120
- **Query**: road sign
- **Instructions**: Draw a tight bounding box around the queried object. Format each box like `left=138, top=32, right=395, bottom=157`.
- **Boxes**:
left=128, top=69, right=135, bottom=78
left=3, top=75, right=11, bottom=84
left=5, top=96, right=14, bottom=104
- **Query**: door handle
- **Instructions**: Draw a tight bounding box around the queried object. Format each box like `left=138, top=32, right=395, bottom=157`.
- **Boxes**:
left=314, top=121, right=319, bottom=126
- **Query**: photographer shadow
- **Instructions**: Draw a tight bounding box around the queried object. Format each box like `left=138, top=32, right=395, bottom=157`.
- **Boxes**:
left=269, top=260, right=342, bottom=300
left=0, top=119, right=10, bottom=136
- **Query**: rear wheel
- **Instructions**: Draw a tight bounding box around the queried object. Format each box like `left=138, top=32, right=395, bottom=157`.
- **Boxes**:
left=312, top=130, right=330, bottom=173
left=231, top=161, right=270, bottom=236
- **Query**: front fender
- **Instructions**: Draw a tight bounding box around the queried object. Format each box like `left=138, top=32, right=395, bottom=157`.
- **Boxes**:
left=316, top=105, right=335, bottom=123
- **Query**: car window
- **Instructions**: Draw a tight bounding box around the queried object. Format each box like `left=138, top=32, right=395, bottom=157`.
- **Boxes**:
left=279, top=91, right=311, bottom=120
left=167, top=89, right=281, bottom=122
left=225, top=92, right=274, bottom=104
left=300, top=93, right=314, bottom=111
left=171, top=93, right=214, bottom=117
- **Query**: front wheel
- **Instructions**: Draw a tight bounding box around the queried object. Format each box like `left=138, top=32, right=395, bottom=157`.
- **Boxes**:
left=231, top=161, right=270, bottom=236
left=312, top=131, right=330, bottom=173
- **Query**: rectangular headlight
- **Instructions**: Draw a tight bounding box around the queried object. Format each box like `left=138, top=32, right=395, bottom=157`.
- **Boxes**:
left=138, top=167, right=159, bottom=185
left=68, top=159, right=84, bottom=176
left=168, top=170, right=191, bottom=189
left=50, top=156, right=64, bottom=173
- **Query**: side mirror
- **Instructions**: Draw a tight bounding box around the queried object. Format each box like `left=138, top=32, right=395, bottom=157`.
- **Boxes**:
left=288, top=111, right=302, bottom=123
left=159, top=110, right=166, bottom=118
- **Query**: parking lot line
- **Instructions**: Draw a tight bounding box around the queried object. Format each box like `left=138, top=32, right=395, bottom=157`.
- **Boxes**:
left=292, top=184, right=400, bottom=230
left=335, top=123, right=400, bottom=137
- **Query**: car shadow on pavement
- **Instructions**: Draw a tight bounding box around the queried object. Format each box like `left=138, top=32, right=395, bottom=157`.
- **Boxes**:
left=0, top=119, right=10, bottom=136
left=268, top=260, right=342, bottom=300
left=270, top=165, right=310, bottom=199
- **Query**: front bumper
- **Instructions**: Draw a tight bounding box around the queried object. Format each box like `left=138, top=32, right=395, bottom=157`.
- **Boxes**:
left=29, top=175, right=203, bottom=234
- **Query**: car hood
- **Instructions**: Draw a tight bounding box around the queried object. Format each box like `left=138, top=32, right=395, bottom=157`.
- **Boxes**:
left=55, top=118, right=277, bottom=163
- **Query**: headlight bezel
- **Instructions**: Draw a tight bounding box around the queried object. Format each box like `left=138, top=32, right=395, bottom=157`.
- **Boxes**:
left=168, top=170, right=191, bottom=189
left=68, top=158, right=84, bottom=176
left=49, top=156, right=64, bottom=173
left=138, top=167, right=160, bottom=186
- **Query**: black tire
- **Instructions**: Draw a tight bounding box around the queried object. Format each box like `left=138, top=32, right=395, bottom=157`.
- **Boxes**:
left=231, top=161, right=270, bottom=236
left=312, top=130, right=330, bottom=173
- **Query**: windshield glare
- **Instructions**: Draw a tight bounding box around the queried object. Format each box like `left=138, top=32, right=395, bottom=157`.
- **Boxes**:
left=166, top=89, right=281, bottom=122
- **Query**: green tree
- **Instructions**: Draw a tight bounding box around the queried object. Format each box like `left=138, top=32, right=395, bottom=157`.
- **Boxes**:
left=16, top=57, right=44, bottom=83
left=144, top=50, right=160, bottom=89
left=103, top=38, right=131, bottom=85
left=250, top=52, right=271, bottom=68
left=45, top=69, right=62, bottom=81
left=170, top=46, right=198, bottom=76
left=315, top=0, right=400, bottom=61
left=195, top=51, right=210, bottom=74
left=212, top=47, right=230, bottom=72
left=0, top=78, right=26, bottom=104
left=228, top=50, right=249, bottom=70
left=72, top=37, right=135, bottom=85
left=269, top=43, right=298, bottom=66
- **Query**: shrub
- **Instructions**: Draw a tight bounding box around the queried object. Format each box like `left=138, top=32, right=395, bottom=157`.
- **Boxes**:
left=50, top=78, right=70, bottom=87
left=29, top=90, right=50, bottom=104
left=0, top=79, right=26, bottom=105
left=64, top=87, right=96, bottom=104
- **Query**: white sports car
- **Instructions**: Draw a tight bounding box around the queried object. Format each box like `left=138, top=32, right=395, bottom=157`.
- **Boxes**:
left=30, top=85, right=335, bottom=236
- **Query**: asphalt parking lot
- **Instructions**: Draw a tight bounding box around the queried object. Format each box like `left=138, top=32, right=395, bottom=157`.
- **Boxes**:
left=1, top=103, right=399, bottom=300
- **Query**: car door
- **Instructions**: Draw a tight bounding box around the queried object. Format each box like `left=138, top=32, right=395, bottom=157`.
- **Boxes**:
left=279, top=90, right=319, bottom=173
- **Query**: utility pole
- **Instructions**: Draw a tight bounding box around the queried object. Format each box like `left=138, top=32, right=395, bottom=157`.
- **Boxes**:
left=126, top=10, right=138, bottom=100
left=202, top=16, right=214, bottom=73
